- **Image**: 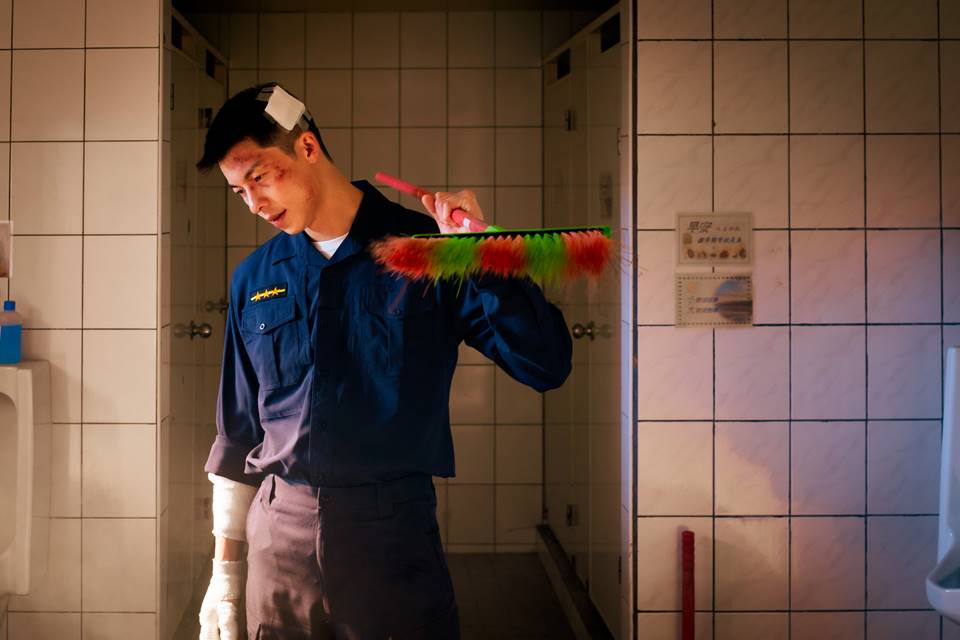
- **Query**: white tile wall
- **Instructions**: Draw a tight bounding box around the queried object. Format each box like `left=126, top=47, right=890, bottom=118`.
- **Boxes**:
left=12, top=0, right=84, bottom=49
left=86, top=0, right=160, bottom=47
left=632, top=1, right=958, bottom=632
left=84, top=48, right=160, bottom=141
left=11, top=143, right=83, bottom=234
left=12, top=50, right=84, bottom=141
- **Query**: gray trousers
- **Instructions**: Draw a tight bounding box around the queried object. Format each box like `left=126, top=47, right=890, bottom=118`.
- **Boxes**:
left=245, top=474, right=460, bottom=640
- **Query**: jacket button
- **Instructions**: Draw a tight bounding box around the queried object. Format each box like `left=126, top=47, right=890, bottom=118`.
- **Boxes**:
left=392, top=308, right=401, bottom=316
left=259, top=322, right=265, bottom=330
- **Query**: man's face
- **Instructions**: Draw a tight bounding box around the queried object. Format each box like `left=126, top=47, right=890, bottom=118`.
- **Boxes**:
left=219, top=138, right=318, bottom=234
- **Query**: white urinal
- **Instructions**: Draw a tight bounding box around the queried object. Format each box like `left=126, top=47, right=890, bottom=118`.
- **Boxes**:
left=0, top=361, right=52, bottom=598
left=929, top=346, right=960, bottom=621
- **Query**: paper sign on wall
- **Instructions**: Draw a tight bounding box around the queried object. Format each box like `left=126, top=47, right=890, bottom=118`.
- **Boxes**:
left=676, top=212, right=753, bottom=266
left=676, top=273, right=753, bottom=327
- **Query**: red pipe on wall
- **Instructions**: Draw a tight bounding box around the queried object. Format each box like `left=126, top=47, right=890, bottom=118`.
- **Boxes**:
left=681, top=530, right=695, bottom=640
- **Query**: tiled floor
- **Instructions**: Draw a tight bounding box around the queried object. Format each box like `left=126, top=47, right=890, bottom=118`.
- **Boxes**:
left=448, top=553, right=577, bottom=640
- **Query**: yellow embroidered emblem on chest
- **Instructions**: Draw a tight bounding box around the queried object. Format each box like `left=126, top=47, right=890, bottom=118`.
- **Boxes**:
left=250, top=286, right=287, bottom=303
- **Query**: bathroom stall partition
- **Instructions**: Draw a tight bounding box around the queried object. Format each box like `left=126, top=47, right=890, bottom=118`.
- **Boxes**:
left=542, top=8, right=624, bottom=637
left=160, top=11, right=227, bottom=639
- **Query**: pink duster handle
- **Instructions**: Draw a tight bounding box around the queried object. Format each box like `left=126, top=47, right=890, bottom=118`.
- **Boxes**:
left=374, top=172, right=491, bottom=233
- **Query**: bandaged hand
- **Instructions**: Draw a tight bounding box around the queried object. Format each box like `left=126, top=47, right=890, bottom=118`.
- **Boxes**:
left=199, top=559, right=245, bottom=640
left=199, top=473, right=257, bottom=640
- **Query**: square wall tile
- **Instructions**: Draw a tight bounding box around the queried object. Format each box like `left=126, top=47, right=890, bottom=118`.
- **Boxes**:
left=495, top=128, right=541, bottom=186
left=495, top=11, right=540, bottom=68
left=21, top=329, right=81, bottom=423
left=636, top=42, right=711, bottom=135
left=752, top=231, right=789, bottom=324
left=714, top=42, right=788, bottom=134
left=494, top=367, right=542, bottom=424
left=0, top=52, right=8, bottom=141
left=84, top=236, right=157, bottom=329
left=305, top=70, right=351, bottom=128
left=946, top=231, right=960, bottom=322
left=87, top=0, right=159, bottom=47
left=495, top=425, right=542, bottom=484
left=227, top=13, right=258, bottom=69
left=495, top=69, right=541, bottom=127
left=790, top=231, right=864, bottom=324
left=12, top=50, right=84, bottom=141
left=865, top=0, right=938, bottom=37
left=494, top=187, right=541, bottom=230
left=12, top=0, right=84, bottom=48
left=791, top=326, right=866, bottom=420
left=7, top=519, right=80, bottom=611
left=495, top=484, right=540, bottom=545
left=306, top=13, right=351, bottom=69
left=86, top=49, right=159, bottom=141
left=82, top=613, right=156, bottom=640
left=791, top=517, right=865, bottom=609
left=715, top=328, right=789, bottom=420
left=11, top=142, right=83, bottom=234
left=352, top=128, right=398, bottom=183
left=10, top=236, right=81, bottom=328
left=353, top=12, right=399, bottom=68
left=866, top=230, right=940, bottom=322
left=790, top=136, right=864, bottom=228
left=83, top=424, right=156, bottom=517
left=259, top=69, right=304, bottom=98
left=449, top=365, right=495, bottom=424
left=868, top=612, right=939, bottom=640
left=865, top=42, right=938, bottom=133
left=400, top=128, right=446, bottom=187
left=401, top=12, right=445, bottom=68
left=715, top=518, right=788, bottom=610
left=449, top=12, right=493, bottom=68
left=866, top=515, right=937, bottom=609
left=945, top=136, right=960, bottom=227
left=448, top=128, right=494, bottom=186
left=790, top=42, right=863, bottom=134
left=714, top=136, right=787, bottom=228
left=84, top=142, right=158, bottom=234
left=636, top=231, right=675, bottom=325
left=868, top=421, right=939, bottom=514
left=792, top=422, right=865, bottom=515
left=866, top=135, right=940, bottom=228
left=259, top=13, right=304, bottom=69
left=352, top=69, right=398, bottom=127
left=636, top=422, right=713, bottom=515
left=636, top=136, right=711, bottom=229
left=0, top=0, right=8, bottom=47
left=400, top=69, right=446, bottom=126
left=228, top=69, right=257, bottom=98
left=447, top=484, right=494, bottom=544
left=321, top=129, right=351, bottom=176
left=944, top=42, right=960, bottom=133
left=82, top=330, right=156, bottom=423
left=867, top=325, right=941, bottom=420
left=637, top=328, right=713, bottom=420
left=450, top=425, right=493, bottom=483
left=82, top=518, right=156, bottom=611
left=635, top=518, right=713, bottom=610
left=714, top=0, right=786, bottom=38
left=715, top=422, right=789, bottom=515
left=946, top=0, right=960, bottom=38
left=448, top=69, right=494, bottom=127
left=636, top=0, right=711, bottom=38
left=715, top=614, right=787, bottom=640
left=8, top=613, right=80, bottom=640
left=791, top=612, right=863, bottom=640
left=50, top=424, right=80, bottom=516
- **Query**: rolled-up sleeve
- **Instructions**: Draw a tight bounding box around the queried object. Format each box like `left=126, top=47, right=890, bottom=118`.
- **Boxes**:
left=456, top=275, right=573, bottom=392
left=204, top=283, right=264, bottom=487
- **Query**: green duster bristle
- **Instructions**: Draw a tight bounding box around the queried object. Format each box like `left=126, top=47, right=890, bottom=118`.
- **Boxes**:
left=524, top=233, right=567, bottom=282
left=430, top=236, right=480, bottom=282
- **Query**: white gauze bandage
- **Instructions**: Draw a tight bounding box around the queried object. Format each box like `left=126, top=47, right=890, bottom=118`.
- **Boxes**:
left=262, top=85, right=306, bottom=132
left=209, top=472, right=257, bottom=541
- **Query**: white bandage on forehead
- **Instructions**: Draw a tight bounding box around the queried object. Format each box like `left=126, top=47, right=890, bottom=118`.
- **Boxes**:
left=258, top=85, right=307, bottom=132
left=209, top=472, right=257, bottom=542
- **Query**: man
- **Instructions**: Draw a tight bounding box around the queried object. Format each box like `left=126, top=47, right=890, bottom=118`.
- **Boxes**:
left=196, top=83, right=572, bottom=640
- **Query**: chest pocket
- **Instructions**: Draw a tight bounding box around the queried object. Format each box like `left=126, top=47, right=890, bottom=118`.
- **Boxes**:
left=240, top=297, right=307, bottom=390
left=358, top=284, right=439, bottom=376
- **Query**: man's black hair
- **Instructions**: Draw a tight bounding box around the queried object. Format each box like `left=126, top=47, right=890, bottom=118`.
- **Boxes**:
left=196, top=82, right=332, bottom=172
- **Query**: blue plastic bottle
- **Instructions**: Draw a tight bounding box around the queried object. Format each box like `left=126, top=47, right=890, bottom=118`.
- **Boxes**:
left=0, top=300, right=23, bottom=364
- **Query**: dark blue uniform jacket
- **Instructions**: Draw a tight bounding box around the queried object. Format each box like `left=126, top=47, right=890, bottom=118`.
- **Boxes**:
left=205, top=181, right=573, bottom=488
